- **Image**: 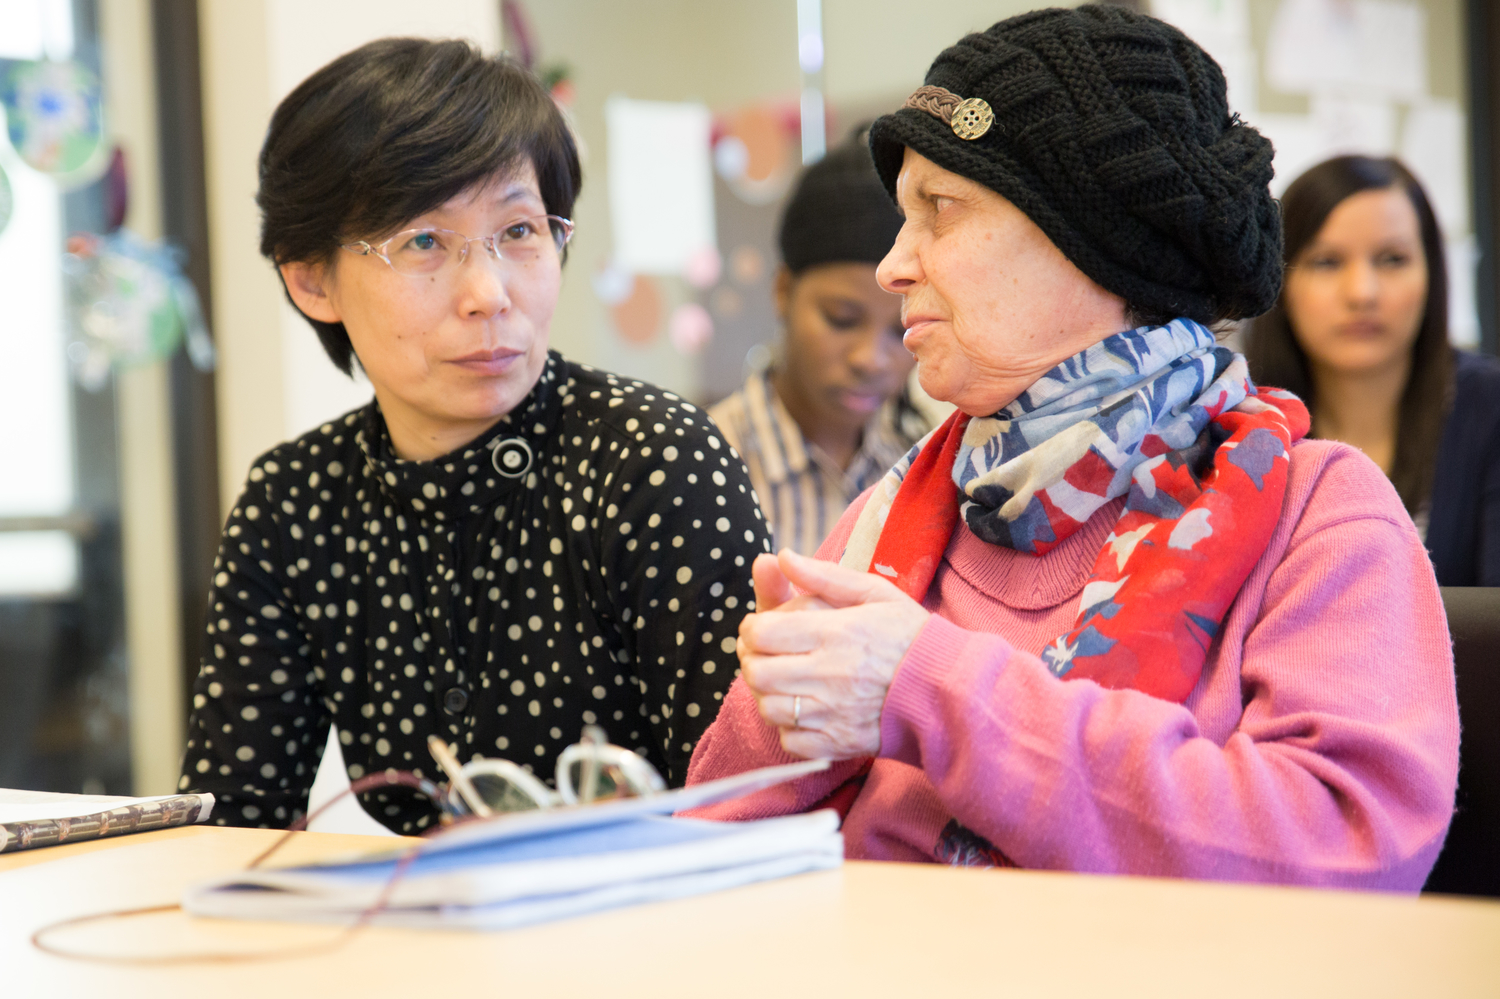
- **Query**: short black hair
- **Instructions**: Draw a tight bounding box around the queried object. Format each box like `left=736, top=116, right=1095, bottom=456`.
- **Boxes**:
left=778, top=129, right=903, bottom=275
left=258, top=38, right=581, bottom=375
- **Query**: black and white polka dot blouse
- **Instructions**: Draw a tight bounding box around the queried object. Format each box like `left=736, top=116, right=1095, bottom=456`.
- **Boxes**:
left=179, top=352, right=772, bottom=833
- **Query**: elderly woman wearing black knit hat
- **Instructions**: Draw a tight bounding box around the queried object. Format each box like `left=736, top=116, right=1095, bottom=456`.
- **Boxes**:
left=710, top=133, right=933, bottom=557
left=684, top=5, right=1458, bottom=890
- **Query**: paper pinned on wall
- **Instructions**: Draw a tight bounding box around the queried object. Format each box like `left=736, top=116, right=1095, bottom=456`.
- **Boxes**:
left=1353, top=0, right=1426, bottom=101
left=606, top=97, right=716, bottom=276
left=0, top=531, right=77, bottom=597
left=1267, top=0, right=1357, bottom=94
left=1266, top=0, right=1425, bottom=101
left=1149, top=0, right=1257, bottom=112
left=1310, top=93, right=1397, bottom=158
left=1401, top=100, right=1469, bottom=238
left=1150, top=0, right=1251, bottom=40
left=1258, top=95, right=1397, bottom=196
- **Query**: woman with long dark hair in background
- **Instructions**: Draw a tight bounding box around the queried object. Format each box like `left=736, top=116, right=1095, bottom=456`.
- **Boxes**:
left=1246, top=155, right=1500, bottom=585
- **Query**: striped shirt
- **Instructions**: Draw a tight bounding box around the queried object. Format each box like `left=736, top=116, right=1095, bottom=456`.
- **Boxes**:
left=709, top=370, right=929, bottom=556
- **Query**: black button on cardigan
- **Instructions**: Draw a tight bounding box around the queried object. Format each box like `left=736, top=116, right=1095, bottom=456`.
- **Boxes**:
left=180, top=353, right=773, bottom=833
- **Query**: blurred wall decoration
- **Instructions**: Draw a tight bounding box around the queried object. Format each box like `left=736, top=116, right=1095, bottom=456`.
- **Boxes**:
left=603, top=272, right=663, bottom=347
left=713, top=103, right=799, bottom=204
left=0, top=55, right=104, bottom=177
left=64, top=228, right=213, bottom=390
left=669, top=301, right=714, bottom=356
left=602, top=96, right=721, bottom=355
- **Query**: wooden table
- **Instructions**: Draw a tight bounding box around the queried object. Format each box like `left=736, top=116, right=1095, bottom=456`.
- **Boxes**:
left=3, top=825, right=1497, bottom=997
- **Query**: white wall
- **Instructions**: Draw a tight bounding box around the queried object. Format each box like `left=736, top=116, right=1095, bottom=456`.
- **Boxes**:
left=200, top=0, right=501, bottom=518
left=822, top=0, right=1040, bottom=106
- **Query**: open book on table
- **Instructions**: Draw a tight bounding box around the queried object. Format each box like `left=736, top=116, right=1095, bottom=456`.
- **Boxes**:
left=183, top=759, right=840, bottom=930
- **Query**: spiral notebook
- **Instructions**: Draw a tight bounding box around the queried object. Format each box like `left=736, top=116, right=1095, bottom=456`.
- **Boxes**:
left=0, top=789, right=215, bottom=853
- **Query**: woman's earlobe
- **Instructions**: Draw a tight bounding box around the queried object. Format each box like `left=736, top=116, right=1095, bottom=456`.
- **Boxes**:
left=279, top=260, right=342, bottom=323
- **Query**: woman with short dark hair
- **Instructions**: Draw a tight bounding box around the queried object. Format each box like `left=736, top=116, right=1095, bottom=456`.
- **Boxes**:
left=1245, top=155, right=1500, bottom=585
left=179, top=39, right=771, bottom=833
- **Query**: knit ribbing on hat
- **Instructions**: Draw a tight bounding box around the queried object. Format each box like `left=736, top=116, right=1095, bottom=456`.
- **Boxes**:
left=868, top=4, right=1282, bottom=323
left=778, top=135, right=905, bottom=274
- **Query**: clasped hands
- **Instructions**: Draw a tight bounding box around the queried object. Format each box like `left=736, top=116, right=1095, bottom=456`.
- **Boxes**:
left=736, top=549, right=931, bottom=759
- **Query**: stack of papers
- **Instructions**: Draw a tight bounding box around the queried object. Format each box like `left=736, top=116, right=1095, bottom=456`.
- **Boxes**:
left=184, top=759, right=840, bottom=930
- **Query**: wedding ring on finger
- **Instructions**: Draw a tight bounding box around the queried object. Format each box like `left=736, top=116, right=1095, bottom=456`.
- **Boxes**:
left=793, top=695, right=802, bottom=729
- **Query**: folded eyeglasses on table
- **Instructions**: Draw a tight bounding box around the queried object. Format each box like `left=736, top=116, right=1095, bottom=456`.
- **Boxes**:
left=426, top=725, right=667, bottom=818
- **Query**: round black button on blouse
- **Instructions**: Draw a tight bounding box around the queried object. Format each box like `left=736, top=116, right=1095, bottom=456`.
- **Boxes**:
left=443, top=687, right=469, bottom=715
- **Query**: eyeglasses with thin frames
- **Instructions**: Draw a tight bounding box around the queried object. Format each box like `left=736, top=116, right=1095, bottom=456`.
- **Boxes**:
left=342, top=214, right=575, bottom=278
left=427, top=726, right=665, bottom=818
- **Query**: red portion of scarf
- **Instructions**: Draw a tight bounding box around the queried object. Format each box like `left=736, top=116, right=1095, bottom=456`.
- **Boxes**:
left=863, top=393, right=1309, bottom=703
left=872, top=411, right=968, bottom=600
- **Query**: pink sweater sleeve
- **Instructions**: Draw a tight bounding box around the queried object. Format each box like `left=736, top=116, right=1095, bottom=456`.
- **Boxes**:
left=879, top=454, right=1460, bottom=888
left=682, top=680, right=867, bottom=820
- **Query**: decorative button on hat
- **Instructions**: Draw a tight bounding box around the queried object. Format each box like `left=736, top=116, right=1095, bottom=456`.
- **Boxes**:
left=900, top=86, right=994, bottom=140
left=900, top=85, right=996, bottom=140
left=870, top=3, right=1282, bottom=326
left=950, top=98, right=994, bottom=140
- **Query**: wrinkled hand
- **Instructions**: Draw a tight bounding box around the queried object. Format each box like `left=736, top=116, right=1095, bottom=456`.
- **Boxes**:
left=738, top=549, right=930, bottom=760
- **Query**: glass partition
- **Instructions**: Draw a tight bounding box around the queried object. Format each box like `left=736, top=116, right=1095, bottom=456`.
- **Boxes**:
left=0, top=0, right=130, bottom=794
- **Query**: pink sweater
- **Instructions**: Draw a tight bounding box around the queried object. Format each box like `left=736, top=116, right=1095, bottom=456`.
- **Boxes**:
left=684, top=441, right=1460, bottom=890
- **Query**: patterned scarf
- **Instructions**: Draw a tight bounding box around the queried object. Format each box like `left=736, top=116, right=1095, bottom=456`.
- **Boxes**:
left=840, top=319, right=1309, bottom=702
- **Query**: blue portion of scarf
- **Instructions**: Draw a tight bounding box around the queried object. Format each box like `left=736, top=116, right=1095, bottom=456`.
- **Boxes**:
left=950, top=319, right=1254, bottom=552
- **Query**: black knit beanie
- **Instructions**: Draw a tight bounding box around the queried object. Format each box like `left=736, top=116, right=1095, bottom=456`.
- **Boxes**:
left=868, top=4, right=1282, bottom=324
left=778, top=132, right=905, bottom=274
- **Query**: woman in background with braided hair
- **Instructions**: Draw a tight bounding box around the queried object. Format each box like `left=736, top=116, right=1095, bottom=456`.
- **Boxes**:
left=684, top=5, right=1458, bottom=889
